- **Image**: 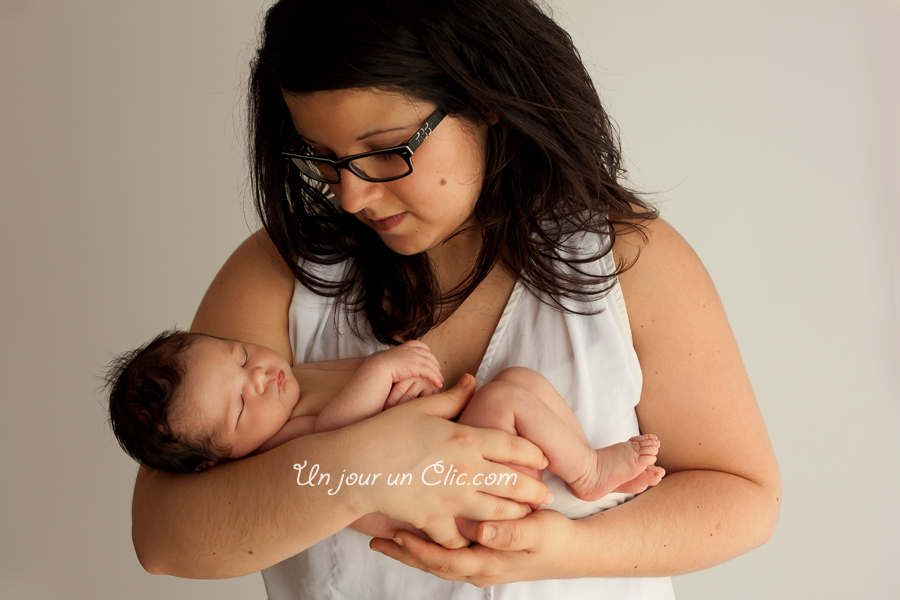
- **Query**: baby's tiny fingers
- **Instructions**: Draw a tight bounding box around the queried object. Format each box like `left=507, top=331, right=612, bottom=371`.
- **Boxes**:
left=405, top=379, right=438, bottom=400
left=386, top=381, right=414, bottom=408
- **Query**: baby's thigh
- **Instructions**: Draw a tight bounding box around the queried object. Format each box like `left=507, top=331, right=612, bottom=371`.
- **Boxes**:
left=459, top=368, right=588, bottom=444
left=458, top=379, right=527, bottom=435
left=491, top=367, right=567, bottom=410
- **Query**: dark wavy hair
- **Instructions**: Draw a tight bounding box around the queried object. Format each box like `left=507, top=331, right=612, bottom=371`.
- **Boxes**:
left=105, top=330, right=232, bottom=473
left=249, top=0, right=658, bottom=344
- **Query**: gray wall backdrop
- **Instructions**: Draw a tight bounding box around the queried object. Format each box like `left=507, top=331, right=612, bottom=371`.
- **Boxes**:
left=1, top=0, right=898, bottom=598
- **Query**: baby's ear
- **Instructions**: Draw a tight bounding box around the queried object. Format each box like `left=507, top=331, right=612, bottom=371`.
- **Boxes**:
left=194, top=460, right=218, bottom=473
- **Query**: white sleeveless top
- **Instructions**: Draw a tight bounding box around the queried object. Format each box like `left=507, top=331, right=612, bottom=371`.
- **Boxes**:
left=262, top=232, right=675, bottom=599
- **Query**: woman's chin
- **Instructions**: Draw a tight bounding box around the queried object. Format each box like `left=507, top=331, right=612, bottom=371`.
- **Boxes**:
left=377, top=234, right=430, bottom=257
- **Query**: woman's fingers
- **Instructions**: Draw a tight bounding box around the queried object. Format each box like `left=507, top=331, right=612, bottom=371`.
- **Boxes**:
left=454, top=492, right=534, bottom=522
left=418, top=518, right=472, bottom=550
left=476, top=508, right=560, bottom=551
left=371, top=531, right=495, bottom=585
left=369, top=536, right=437, bottom=575
left=454, top=515, right=479, bottom=542
left=419, top=376, right=550, bottom=469
left=418, top=373, right=478, bottom=417
left=468, top=424, right=549, bottom=473
left=371, top=533, right=474, bottom=579
left=373, top=510, right=576, bottom=586
left=359, top=376, right=552, bottom=542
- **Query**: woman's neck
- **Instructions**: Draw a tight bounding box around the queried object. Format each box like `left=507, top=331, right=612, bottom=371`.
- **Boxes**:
left=426, top=221, right=483, bottom=296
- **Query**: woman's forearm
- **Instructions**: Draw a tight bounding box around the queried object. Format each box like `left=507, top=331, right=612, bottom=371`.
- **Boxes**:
left=132, top=379, right=554, bottom=578
left=133, top=429, right=363, bottom=579
left=570, top=469, right=780, bottom=577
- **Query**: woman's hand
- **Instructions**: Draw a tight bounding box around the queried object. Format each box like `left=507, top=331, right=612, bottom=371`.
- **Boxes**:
left=343, top=374, right=554, bottom=550
left=370, top=509, right=578, bottom=587
left=135, top=232, right=554, bottom=578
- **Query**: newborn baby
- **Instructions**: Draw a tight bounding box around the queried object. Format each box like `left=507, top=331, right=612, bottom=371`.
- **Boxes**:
left=107, top=330, right=664, bottom=538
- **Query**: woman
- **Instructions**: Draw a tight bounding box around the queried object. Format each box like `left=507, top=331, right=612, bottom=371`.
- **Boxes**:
left=132, top=0, right=781, bottom=597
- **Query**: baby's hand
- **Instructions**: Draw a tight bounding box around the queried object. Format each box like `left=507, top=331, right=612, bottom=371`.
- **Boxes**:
left=384, top=378, right=440, bottom=408
left=365, top=340, right=443, bottom=393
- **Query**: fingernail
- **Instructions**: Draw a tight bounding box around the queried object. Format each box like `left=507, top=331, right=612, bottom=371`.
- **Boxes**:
left=483, top=525, right=495, bottom=542
left=544, top=490, right=554, bottom=505
left=393, top=537, right=404, bottom=547
left=370, top=546, right=381, bottom=553
left=541, top=456, right=549, bottom=469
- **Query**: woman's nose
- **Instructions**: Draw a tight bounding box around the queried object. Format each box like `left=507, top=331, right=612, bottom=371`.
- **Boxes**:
left=332, top=170, right=382, bottom=215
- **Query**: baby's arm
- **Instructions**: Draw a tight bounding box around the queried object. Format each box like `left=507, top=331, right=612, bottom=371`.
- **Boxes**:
left=292, top=356, right=367, bottom=372
left=253, top=342, right=442, bottom=453
left=308, top=342, right=443, bottom=541
left=312, top=340, right=443, bottom=433
left=253, top=342, right=444, bottom=541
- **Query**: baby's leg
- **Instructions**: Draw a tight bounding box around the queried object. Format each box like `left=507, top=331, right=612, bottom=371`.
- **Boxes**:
left=459, top=367, right=663, bottom=501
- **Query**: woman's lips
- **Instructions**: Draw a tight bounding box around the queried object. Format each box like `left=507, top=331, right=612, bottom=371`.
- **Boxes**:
left=369, top=212, right=407, bottom=233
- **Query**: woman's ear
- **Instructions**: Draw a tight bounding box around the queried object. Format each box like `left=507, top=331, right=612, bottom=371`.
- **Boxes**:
left=474, top=101, right=499, bottom=125
left=194, top=460, right=218, bottom=472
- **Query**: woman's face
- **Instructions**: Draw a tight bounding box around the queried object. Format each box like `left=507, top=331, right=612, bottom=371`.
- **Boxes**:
left=282, top=88, right=489, bottom=258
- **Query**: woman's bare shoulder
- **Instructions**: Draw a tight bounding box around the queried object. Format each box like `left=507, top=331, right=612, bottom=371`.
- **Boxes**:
left=611, top=215, right=703, bottom=333
left=191, top=229, right=295, bottom=360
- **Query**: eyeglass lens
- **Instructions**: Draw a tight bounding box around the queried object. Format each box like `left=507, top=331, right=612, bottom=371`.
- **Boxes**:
left=291, top=152, right=411, bottom=183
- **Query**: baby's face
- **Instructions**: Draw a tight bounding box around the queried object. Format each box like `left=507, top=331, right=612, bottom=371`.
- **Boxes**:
left=174, top=336, right=300, bottom=459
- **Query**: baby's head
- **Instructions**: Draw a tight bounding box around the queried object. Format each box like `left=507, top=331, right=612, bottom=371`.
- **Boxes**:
left=106, top=330, right=298, bottom=472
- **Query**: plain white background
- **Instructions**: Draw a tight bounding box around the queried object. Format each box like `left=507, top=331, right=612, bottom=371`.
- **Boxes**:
left=1, top=0, right=897, bottom=598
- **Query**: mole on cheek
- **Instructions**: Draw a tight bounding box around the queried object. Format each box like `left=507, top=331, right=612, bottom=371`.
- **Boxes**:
left=440, top=178, right=447, bottom=186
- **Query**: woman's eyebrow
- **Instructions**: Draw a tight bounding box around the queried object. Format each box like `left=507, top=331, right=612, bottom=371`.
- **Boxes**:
left=298, top=123, right=415, bottom=146
left=355, top=124, right=410, bottom=141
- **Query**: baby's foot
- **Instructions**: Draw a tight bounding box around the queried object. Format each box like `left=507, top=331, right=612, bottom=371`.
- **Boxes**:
left=567, top=434, right=663, bottom=501
left=611, top=465, right=665, bottom=494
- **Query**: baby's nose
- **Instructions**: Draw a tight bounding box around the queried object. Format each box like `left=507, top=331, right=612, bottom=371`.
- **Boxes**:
left=253, top=367, right=268, bottom=394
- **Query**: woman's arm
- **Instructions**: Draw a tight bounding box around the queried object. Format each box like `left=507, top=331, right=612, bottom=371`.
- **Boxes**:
left=131, top=230, right=553, bottom=578
left=373, top=217, right=781, bottom=583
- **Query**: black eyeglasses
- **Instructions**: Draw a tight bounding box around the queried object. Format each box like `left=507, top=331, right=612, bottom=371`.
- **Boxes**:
left=282, top=108, right=447, bottom=184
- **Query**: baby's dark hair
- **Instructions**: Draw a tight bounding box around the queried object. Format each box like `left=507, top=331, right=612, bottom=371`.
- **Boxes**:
left=105, top=329, right=232, bottom=473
